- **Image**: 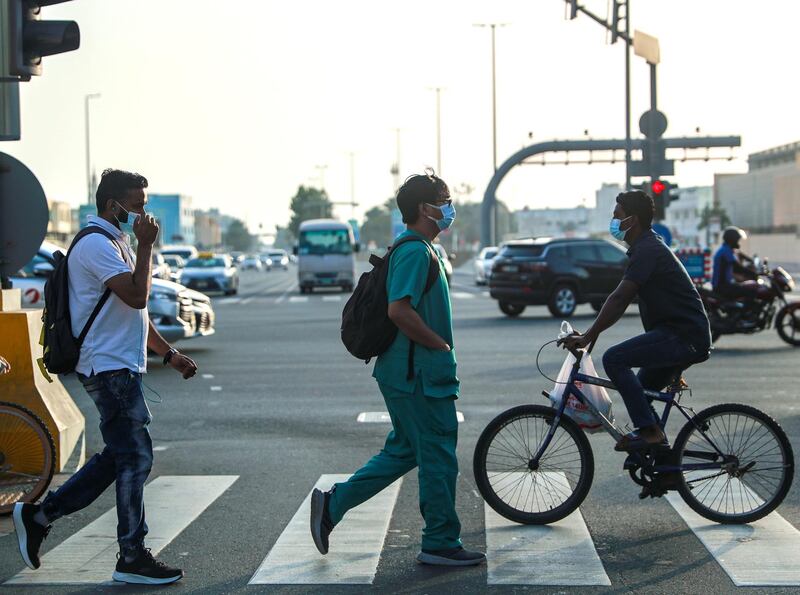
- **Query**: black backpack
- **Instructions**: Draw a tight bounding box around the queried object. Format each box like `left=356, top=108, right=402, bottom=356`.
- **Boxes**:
left=40, top=226, right=120, bottom=376
left=341, top=236, right=440, bottom=379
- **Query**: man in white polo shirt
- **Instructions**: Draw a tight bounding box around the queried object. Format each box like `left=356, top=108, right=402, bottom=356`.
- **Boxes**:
left=13, top=169, right=198, bottom=585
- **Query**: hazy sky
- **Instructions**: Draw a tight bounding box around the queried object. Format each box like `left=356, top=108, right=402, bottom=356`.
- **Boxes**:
left=4, top=0, right=799, bottom=232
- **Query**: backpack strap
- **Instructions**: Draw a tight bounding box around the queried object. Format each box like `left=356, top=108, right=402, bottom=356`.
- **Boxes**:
left=387, top=235, right=444, bottom=381
left=68, top=226, right=125, bottom=346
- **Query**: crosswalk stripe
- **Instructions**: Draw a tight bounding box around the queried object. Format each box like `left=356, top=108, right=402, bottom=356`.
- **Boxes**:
left=357, top=411, right=464, bottom=423
left=249, top=474, right=401, bottom=585
left=666, top=485, right=800, bottom=586
left=484, top=473, right=610, bottom=586
left=289, top=296, right=309, bottom=303
left=322, top=296, right=342, bottom=302
left=451, top=291, right=475, bottom=300
left=217, top=297, right=241, bottom=305
left=5, top=475, right=238, bottom=585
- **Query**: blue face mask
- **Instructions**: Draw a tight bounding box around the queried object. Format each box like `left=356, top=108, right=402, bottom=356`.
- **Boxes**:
left=114, top=201, right=141, bottom=235
left=426, top=202, right=457, bottom=231
left=609, top=216, right=632, bottom=241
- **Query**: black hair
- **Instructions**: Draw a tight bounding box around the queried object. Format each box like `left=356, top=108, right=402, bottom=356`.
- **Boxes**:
left=396, top=169, right=450, bottom=224
left=616, top=190, right=654, bottom=228
left=95, top=168, right=149, bottom=212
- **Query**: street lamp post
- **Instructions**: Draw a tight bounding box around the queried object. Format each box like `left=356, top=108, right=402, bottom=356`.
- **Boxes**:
left=426, top=87, right=443, bottom=175
left=474, top=22, right=508, bottom=246
left=84, top=93, right=101, bottom=204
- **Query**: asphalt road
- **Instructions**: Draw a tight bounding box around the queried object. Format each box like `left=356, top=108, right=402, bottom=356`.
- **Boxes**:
left=1, top=266, right=799, bottom=594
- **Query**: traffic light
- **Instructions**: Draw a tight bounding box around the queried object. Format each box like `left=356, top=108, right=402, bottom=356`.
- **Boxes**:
left=648, top=179, right=679, bottom=221
left=1, top=1, right=80, bottom=81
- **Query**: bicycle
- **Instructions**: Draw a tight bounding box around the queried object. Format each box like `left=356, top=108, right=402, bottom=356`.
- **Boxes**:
left=0, top=401, right=56, bottom=515
left=473, top=332, right=795, bottom=525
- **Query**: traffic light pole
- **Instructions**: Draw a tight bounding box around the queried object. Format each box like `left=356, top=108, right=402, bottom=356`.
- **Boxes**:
left=624, top=0, right=631, bottom=191
left=0, top=81, right=20, bottom=141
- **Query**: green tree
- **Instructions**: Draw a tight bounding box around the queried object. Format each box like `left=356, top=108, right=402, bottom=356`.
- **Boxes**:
left=360, top=198, right=395, bottom=248
left=224, top=219, right=254, bottom=252
left=697, top=203, right=732, bottom=230
left=289, top=186, right=333, bottom=237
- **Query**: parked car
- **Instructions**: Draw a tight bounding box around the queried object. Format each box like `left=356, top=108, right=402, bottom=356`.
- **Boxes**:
left=180, top=253, right=239, bottom=295
left=489, top=237, right=628, bottom=318
left=432, top=243, right=454, bottom=284
left=151, top=252, right=172, bottom=280
left=162, top=254, right=185, bottom=283
left=266, top=249, right=290, bottom=271
left=242, top=255, right=263, bottom=271
left=474, top=246, right=499, bottom=285
left=9, top=243, right=216, bottom=343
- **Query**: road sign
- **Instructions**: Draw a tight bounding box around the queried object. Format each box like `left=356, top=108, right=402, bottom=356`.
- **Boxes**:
left=676, top=248, right=712, bottom=283
left=639, top=109, right=668, bottom=139
left=0, top=152, right=49, bottom=278
left=633, top=30, right=660, bottom=65
left=652, top=222, right=673, bottom=248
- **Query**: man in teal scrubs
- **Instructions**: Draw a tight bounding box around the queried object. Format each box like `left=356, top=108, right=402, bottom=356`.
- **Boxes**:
left=311, top=171, right=485, bottom=566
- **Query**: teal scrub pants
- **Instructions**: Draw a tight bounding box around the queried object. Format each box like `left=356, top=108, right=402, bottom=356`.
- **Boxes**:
left=328, top=379, right=462, bottom=551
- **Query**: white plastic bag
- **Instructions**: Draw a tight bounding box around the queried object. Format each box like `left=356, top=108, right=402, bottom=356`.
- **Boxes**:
left=549, top=323, right=614, bottom=433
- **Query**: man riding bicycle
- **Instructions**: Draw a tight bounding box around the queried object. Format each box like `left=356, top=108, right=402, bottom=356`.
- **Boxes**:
left=712, top=226, right=758, bottom=299
left=563, top=190, right=712, bottom=452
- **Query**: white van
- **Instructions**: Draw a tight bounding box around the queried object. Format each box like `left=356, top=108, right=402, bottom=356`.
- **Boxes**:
left=295, top=219, right=359, bottom=293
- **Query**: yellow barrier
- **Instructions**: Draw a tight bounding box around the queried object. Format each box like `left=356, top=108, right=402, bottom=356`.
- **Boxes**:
left=0, top=289, right=85, bottom=472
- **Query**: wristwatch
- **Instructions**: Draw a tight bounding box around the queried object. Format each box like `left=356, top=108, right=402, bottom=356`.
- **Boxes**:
left=163, top=348, right=179, bottom=366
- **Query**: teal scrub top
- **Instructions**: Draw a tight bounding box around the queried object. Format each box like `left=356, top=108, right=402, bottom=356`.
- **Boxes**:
left=372, top=230, right=459, bottom=398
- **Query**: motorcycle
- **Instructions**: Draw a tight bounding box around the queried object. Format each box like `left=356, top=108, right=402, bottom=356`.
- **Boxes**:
left=699, top=257, right=799, bottom=346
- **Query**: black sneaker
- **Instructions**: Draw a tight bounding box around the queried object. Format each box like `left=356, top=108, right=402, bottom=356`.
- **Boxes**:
left=12, top=502, right=51, bottom=570
left=417, top=546, right=486, bottom=566
left=310, top=488, right=335, bottom=555
left=112, top=548, right=184, bottom=585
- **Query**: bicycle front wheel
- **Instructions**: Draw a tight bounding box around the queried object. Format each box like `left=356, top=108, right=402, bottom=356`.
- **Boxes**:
left=473, top=404, right=594, bottom=525
left=0, top=402, right=56, bottom=515
left=674, top=403, right=794, bottom=524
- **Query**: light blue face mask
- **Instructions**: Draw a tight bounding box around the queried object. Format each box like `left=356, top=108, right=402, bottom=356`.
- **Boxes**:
left=114, top=201, right=142, bottom=235
left=426, top=202, right=457, bottom=231
left=609, top=215, right=633, bottom=241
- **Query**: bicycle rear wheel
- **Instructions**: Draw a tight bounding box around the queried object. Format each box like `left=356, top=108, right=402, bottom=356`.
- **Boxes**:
left=0, top=402, right=56, bottom=515
left=674, top=403, right=794, bottom=524
left=473, top=404, right=594, bottom=524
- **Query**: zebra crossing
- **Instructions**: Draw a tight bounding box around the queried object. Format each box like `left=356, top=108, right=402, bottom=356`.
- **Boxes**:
left=5, top=473, right=800, bottom=588
left=216, top=290, right=490, bottom=307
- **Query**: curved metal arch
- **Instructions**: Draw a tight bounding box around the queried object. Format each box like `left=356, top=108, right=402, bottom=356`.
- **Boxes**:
left=481, top=138, right=644, bottom=247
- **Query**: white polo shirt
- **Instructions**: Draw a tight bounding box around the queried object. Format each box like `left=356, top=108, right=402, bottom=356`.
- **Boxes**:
left=68, top=216, right=148, bottom=376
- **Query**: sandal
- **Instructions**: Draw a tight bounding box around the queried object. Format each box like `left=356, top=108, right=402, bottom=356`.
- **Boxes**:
left=614, top=431, right=669, bottom=453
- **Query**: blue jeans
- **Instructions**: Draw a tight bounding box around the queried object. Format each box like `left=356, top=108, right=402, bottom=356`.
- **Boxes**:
left=602, top=328, right=708, bottom=429
left=41, top=369, right=153, bottom=554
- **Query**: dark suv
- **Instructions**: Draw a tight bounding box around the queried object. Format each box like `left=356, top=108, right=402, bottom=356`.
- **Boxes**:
left=489, top=237, right=628, bottom=317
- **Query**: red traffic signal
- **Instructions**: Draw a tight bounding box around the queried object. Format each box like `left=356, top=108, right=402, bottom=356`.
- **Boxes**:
left=651, top=180, right=666, bottom=195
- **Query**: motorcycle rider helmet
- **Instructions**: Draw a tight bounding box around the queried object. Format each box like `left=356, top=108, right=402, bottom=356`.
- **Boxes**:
left=722, top=226, right=747, bottom=249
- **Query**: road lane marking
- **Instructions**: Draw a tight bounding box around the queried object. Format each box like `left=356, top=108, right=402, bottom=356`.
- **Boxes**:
left=218, top=297, right=241, bottom=305
left=289, top=296, right=309, bottom=304
left=276, top=282, right=299, bottom=304
left=249, top=474, right=401, bottom=585
left=240, top=296, right=254, bottom=305
left=6, top=475, right=238, bottom=585
left=666, top=484, right=800, bottom=586
left=357, top=411, right=464, bottom=423
left=322, top=295, right=342, bottom=302
left=451, top=292, right=475, bottom=300
left=202, top=373, right=214, bottom=379
left=484, top=473, right=610, bottom=586
left=210, top=386, right=222, bottom=391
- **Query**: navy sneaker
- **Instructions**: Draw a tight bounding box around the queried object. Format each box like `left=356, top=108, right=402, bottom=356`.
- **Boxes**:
left=417, top=546, right=486, bottom=566
left=310, top=488, right=335, bottom=555
left=112, top=548, right=184, bottom=585
left=12, top=503, right=51, bottom=570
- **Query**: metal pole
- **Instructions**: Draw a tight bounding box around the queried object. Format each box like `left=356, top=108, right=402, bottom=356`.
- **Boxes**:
left=0, top=82, right=21, bottom=141
left=491, top=24, right=499, bottom=245
left=349, top=152, right=355, bottom=215
left=435, top=88, right=442, bottom=175
left=624, top=0, right=631, bottom=191
left=84, top=93, right=100, bottom=204
left=649, top=62, right=657, bottom=111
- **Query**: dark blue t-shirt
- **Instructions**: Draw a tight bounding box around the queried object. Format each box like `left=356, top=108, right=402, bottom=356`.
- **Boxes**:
left=624, top=229, right=711, bottom=349
left=712, top=244, right=736, bottom=290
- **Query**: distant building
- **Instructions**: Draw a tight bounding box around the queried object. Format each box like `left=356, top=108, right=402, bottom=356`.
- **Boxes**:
left=194, top=210, right=222, bottom=249
left=76, top=203, right=95, bottom=230
left=206, top=208, right=236, bottom=234
left=46, top=199, right=75, bottom=245
left=147, top=193, right=195, bottom=246
left=516, top=205, right=591, bottom=239
left=716, top=141, right=800, bottom=231
left=591, top=183, right=624, bottom=234
left=664, top=186, right=713, bottom=248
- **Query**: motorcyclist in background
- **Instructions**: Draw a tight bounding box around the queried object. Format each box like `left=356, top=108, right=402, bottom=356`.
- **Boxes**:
left=711, top=227, right=759, bottom=299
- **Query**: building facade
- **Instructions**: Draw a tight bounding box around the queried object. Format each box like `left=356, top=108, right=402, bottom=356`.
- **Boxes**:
left=194, top=210, right=222, bottom=249
left=516, top=205, right=592, bottom=239
left=716, top=141, right=800, bottom=231
left=45, top=199, right=76, bottom=245
left=147, top=193, right=195, bottom=246
left=664, top=186, right=714, bottom=248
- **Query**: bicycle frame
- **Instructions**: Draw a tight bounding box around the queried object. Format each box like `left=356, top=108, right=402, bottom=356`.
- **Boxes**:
left=532, top=349, right=729, bottom=475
